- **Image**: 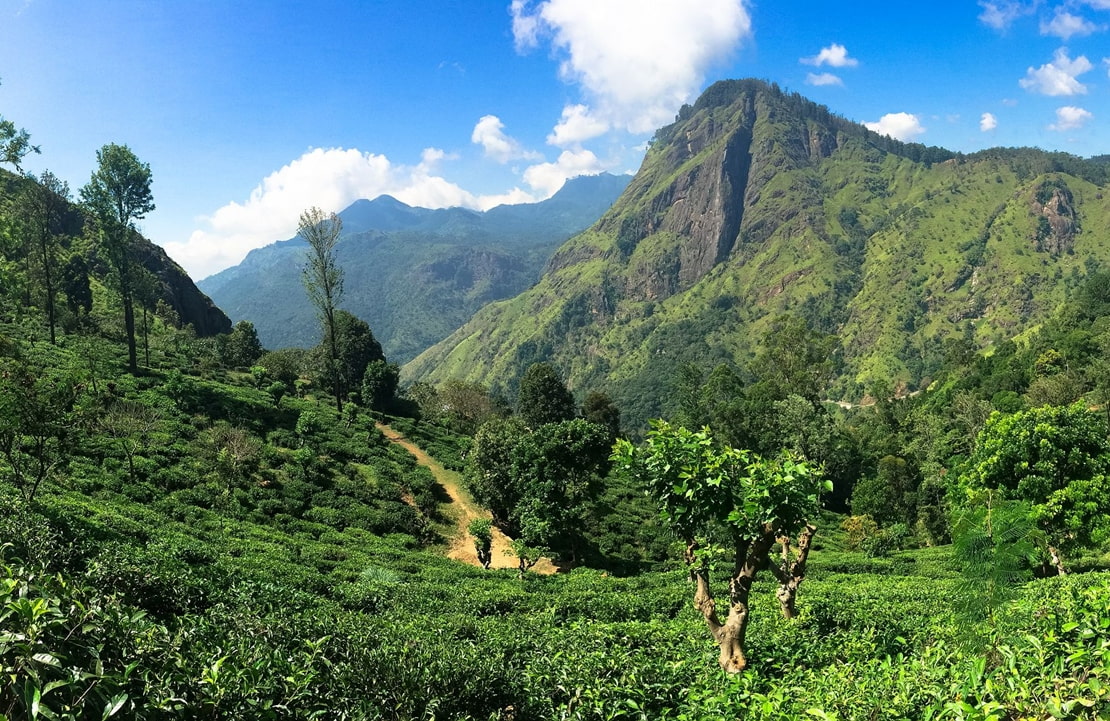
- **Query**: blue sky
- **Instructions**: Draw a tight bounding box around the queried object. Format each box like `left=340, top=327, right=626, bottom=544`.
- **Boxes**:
left=2, top=0, right=1108, bottom=280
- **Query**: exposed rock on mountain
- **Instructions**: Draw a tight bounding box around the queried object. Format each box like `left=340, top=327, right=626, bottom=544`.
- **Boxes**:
left=403, top=79, right=1110, bottom=429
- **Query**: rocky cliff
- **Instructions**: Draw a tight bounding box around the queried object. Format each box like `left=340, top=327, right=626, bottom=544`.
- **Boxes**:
left=403, top=79, right=1110, bottom=429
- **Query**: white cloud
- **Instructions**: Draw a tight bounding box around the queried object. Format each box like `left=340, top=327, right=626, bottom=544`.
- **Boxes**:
left=805, top=72, right=843, bottom=87
left=547, top=104, right=610, bottom=147
left=801, top=43, right=859, bottom=68
left=510, top=0, right=541, bottom=50
left=1048, top=105, right=1093, bottom=130
left=166, top=147, right=499, bottom=280
left=863, top=112, right=926, bottom=141
left=1040, top=10, right=1101, bottom=38
left=511, top=0, right=752, bottom=134
left=980, top=112, right=999, bottom=131
left=471, top=115, right=543, bottom=163
left=979, top=1, right=1035, bottom=30
left=475, top=187, right=538, bottom=210
left=522, top=148, right=605, bottom=197
left=1020, top=47, right=1093, bottom=95
left=1084, top=0, right=1110, bottom=9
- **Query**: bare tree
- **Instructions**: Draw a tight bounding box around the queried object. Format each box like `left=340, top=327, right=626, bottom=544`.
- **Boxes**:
left=298, top=207, right=344, bottom=412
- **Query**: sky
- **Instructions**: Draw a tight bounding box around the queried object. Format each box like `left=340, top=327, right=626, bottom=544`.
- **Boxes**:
left=1, top=0, right=1109, bottom=281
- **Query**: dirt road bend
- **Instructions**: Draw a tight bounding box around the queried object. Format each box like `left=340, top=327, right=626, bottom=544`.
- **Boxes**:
left=375, top=422, right=555, bottom=573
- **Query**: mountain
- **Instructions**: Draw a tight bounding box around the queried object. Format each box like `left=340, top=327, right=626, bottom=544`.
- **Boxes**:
left=0, top=169, right=230, bottom=337
left=199, top=172, right=630, bottom=360
left=403, top=78, right=1110, bottom=428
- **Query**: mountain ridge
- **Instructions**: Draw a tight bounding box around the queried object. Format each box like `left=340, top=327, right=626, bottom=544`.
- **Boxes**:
left=402, top=78, right=1110, bottom=428
left=199, top=172, right=631, bottom=359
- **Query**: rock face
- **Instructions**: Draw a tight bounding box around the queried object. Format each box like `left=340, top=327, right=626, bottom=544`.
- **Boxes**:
left=404, top=78, right=1110, bottom=429
left=135, top=236, right=231, bottom=337
left=1031, top=180, right=1079, bottom=255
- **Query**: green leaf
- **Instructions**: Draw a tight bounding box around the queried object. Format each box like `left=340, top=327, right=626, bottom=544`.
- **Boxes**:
left=102, top=693, right=129, bottom=720
left=22, top=681, right=41, bottom=719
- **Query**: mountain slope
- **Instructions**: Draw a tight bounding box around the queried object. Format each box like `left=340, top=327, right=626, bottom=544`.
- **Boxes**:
left=199, top=173, right=629, bottom=360
left=403, top=79, right=1110, bottom=427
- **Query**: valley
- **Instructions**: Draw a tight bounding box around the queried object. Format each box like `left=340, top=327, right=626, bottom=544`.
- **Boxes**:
left=2, top=77, right=1110, bottom=719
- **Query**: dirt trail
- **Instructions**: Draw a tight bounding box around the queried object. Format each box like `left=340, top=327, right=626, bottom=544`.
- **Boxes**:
left=376, top=423, right=556, bottom=574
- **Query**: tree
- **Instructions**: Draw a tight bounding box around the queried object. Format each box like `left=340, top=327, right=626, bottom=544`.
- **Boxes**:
left=951, top=491, right=1042, bottom=641
left=100, top=399, right=163, bottom=485
left=80, top=143, right=155, bottom=375
left=257, top=347, right=308, bottom=387
left=334, top=311, right=382, bottom=394
left=0, top=357, right=81, bottom=503
left=466, top=417, right=528, bottom=529
left=959, top=403, right=1110, bottom=574
left=850, top=455, right=915, bottom=527
left=613, top=421, right=825, bottom=673
left=467, top=518, right=493, bottom=569
left=298, top=206, right=344, bottom=412
left=509, top=419, right=612, bottom=561
left=220, top=320, right=264, bottom=369
left=0, top=79, right=39, bottom=170
left=60, top=254, right=92, bottom=325
left=754, top=314, right=837, bottom=402
left=361, top=359, right=399, bottom=412
left=432, top=379, right=509, bottom=435
left=581, top=390, right=621, bottom=439
left=465, top=417, right=612, bottom=563
left=517, top=362, right=575, bottom=428
left=19, top=171, right=70, bottom=344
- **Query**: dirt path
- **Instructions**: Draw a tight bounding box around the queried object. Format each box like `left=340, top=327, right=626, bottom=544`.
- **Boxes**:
left=376, top=422, right=556, bottom=574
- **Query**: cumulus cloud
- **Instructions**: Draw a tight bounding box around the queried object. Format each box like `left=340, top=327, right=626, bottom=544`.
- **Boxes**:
left=522, top=148, right=605, bottom=197
left=1040, top=10, right=1101, bottom=39
left=510, top=0, right=541, bottom=50
left=511, top=0, right=752, bottom=134
left=801, top=43, right=859, bottom=68
left=805, top=72, right=843, bottom=87
left=978, top=1, right=1036, bottom=30
left=1048, top=105, right=1093, bottom=130
left=1020, top=47, right=1093, bottom=95
left=165, top=147, right=504, bottom=280
left=863, top=112, right=926, bottom=141
left=980, top=112, right=999, bottom=131
left=471, top=115, right=543, bottom=163
left=547, top=104, right=610, bottom=147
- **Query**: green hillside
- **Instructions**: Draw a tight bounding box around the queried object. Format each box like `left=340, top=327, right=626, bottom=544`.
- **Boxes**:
left=404, top=80, right=1110, bottom=427
left=0, top=169, right=231, bottom=338
left=2, top=324, right=1110, bottom=719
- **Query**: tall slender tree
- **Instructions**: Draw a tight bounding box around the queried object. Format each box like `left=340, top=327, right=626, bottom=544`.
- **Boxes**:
left=298, top=206, right=344, bottom=412
left=20, top=171, right=70, bottom=344
left=80, top=143, right=154, bottom=375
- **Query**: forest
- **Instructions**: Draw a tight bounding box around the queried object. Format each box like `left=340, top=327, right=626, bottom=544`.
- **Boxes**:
left=2, top=104, right=1110, bottom=720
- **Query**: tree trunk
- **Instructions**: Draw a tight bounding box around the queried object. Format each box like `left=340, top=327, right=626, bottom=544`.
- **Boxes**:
left=685, top=534, right=775, bottom=674
left=773, top=523, right=817, bottom=619
left=123, top=291, right=138, bottom=375
left=1047, top=544, right=1067, bottom=576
